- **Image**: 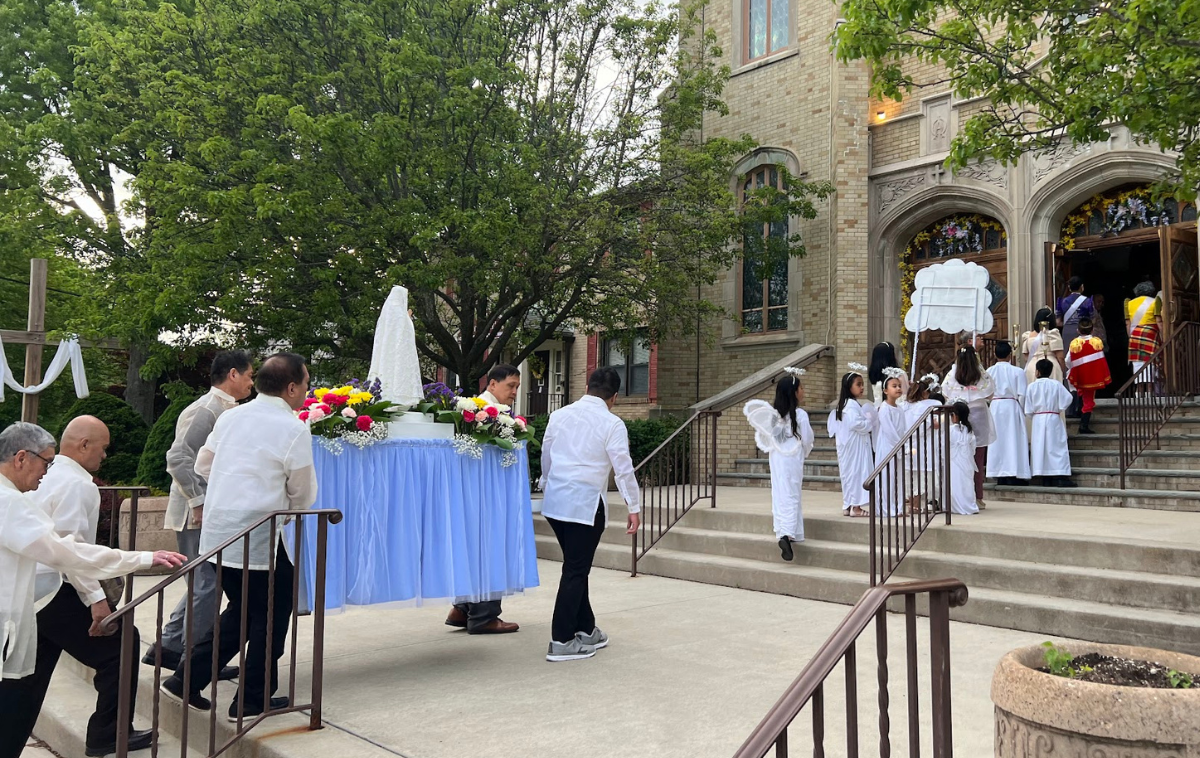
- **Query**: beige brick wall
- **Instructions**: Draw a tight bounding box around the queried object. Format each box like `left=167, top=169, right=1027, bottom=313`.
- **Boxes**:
left=871, top=118, right=920, bottom=166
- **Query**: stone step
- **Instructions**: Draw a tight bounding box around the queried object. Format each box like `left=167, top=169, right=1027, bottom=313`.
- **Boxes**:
left=1066, top=432, right=1200, bottom=450
left=677, top=506, right=1200, bottom=577
left=731, top=459, right=1200, bottom=492
left=535, top=536, right=1200, bottom=656
left=771, top=446, right=1200, bottom=471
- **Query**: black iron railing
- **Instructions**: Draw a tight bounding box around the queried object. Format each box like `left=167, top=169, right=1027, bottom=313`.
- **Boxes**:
left=866, top=407, right=954, bottom=587
left=1117, top=321, right=1200, bottom=488
left=733, top=579, right=969, bottom=758
left=630, top=410, right=720, bottom=576
left=102, top=508, right=343, bottom=758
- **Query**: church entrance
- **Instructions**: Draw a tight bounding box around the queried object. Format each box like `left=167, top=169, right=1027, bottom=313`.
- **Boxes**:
left=904, top=213, right=1009, bottom=377
left=1049, top=185, right=1198, bottom=396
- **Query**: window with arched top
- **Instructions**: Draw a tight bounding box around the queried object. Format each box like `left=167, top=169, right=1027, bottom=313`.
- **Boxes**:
left=740, top=166, right=789, bottom=334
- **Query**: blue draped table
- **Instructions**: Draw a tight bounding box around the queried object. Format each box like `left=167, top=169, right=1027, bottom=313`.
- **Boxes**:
left=292, top=438, right=539, bottom=612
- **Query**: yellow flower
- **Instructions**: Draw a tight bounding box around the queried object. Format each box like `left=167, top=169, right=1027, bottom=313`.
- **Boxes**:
left=472, top=397, right=488, bottom=409
left=330, top=386, right=352, bottom=396
left=348, top=392, right=373, bottom=405
left=313, top=387, right=330, bottom=399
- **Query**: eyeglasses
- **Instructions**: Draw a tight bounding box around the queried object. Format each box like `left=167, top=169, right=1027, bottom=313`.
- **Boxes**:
left=23, top=450, right=54, bottom=470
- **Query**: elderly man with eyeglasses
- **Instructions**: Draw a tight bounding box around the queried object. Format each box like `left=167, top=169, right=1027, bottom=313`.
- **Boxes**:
left=0, top=422, right=185, bottom=758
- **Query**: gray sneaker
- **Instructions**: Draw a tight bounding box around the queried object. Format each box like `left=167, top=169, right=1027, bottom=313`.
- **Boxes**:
left=576, top=627, right=608, bottom=649
left=546, top=638, right=596, bottom=662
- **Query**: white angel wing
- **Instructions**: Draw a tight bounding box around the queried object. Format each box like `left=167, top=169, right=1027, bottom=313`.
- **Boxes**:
left=743, top=400, right=805, bottom=456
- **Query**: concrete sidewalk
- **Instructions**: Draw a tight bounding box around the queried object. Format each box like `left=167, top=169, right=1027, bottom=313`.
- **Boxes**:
left=29, top=559, right=1074, bottom=758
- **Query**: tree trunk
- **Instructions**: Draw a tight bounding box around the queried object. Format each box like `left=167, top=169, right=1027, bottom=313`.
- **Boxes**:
left=124, top=342, right=157, bottom=424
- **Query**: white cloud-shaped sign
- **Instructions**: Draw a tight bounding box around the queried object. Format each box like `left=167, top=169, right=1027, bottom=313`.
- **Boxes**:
left=904, top=259, right=994, bottom=335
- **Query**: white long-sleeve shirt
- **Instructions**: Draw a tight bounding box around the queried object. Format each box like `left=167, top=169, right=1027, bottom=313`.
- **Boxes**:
left=165, top=386, right=239, bottom=531
left=1, top=473, right=153, bottom=679
left=197, top=394, right=318, bottom=570
left=539, top=395, right=641, bottom=526
left=29, top=455, right=107, bottom=608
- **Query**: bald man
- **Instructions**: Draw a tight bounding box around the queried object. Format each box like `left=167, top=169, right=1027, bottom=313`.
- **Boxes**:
left=21, top=416, right=154, bottom=755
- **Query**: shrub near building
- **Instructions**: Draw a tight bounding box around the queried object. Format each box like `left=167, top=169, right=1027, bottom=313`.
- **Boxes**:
left=55, top=392, right=149, bottom=485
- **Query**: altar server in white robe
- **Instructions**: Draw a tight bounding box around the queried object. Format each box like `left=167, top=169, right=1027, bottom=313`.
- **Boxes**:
left=947, top=403, right=980, bottom=515
left=0, top=422, right=185, bottom=758
left=163, top=353, right=317, bottom=720
left=828, top=371, right=876, bottom=517
left=986, top=341, right=1031, bottom=486
left=872, top=371, right=908, bottom=518
left=1024, top=359, right=1077, bottom=488
left=744, top=368, right=814, bottom=561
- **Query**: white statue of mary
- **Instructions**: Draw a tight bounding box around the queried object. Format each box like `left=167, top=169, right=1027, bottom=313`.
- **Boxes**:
left=367, top=286, right=424, bottom=407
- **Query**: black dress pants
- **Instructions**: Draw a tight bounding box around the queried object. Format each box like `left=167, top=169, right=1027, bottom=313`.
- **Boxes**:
left=547, top=501, right=606, bottom=644
left=175, top=545, right=293, bottom=707
left=0, top=584, right=140, bottom=758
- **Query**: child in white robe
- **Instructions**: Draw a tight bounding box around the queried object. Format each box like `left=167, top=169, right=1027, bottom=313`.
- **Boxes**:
left=948, top=402, right=980, bottom=515
left=941, top=344, right=995, bottom=509
left=868, top=342, right=909, bottom=408
left=744, top=370, right=814, bottom=562
left=1024, top=359, right=1077, bottom=487
left=873, top=373, right=907, bottom=518
left=986, top=341, right=1031, bottom=485
left=904, top=375, right=944, bottom=513
left=827, top=371, right=876, bottom=517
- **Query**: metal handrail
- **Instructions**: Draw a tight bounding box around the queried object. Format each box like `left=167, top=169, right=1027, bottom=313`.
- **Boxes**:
left=1116, top=321, right=1200, bottom=488
left=102, top=508, right=344, bottom=758
left=631, top=410, right=720, bottom=576
left=864, top=406, right=954, bottom=586
left=733, top=579, right=969, bottom=758
left=98, top=486, right=149, bottom=604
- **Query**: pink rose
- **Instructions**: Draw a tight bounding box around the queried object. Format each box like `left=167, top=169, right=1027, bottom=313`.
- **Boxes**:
left=308, top=407, right=326, bottom=422
left=298, top=411, right=310, bottom=421
left=515, top=416, right=526, bottom=425
left=356, top=415, right=373, bottom=432
left=463, top=410, right=476, bottom=423
left=485, top=406, right=499, bottom=418
left=341, top=407, right=357, bottom=418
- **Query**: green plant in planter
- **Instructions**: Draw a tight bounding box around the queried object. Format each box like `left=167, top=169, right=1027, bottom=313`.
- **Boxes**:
left=1042, top=642, right=1078, bottom=678
left=1168, top=669, right=1193, bottom=689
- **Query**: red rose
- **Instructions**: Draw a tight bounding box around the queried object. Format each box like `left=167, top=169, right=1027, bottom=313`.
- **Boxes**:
left=303, top=397, right=319, bottom=408
left=298, top=411, right=310, bottom=421
left=355, top=415, right=373, bottom=432
left=326, top=393, right=348, bottom=406
left=485, top=406, right=499, bottom=418
left=318, top=404, right=333, bottom=415
left=463, top=410, right=476, bottom=423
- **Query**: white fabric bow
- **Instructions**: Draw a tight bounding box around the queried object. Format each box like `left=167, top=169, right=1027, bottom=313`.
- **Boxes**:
left=0, top=335, right=90, bottom=402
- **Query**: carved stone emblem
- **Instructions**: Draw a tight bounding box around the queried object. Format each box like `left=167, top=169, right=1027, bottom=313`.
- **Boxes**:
left=877, top=174, right=925, bottom=214
left=956, top=159, right=1008, bottom=189
left=1033, top=141, right=1093, bottom=183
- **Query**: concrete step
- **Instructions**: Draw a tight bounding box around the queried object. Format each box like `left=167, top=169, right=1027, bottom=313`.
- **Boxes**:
left=1066, top=432, right=1200, bottom=450
left=781, top=446, right=1200, bottom=470
left=535, top=536, right=1200, bottom=656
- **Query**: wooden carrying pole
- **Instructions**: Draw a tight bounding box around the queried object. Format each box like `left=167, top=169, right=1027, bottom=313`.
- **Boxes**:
left=22, top=259, right=47, bottom=423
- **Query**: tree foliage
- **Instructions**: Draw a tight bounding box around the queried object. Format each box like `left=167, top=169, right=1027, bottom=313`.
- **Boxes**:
left=834, top=0, right=1200, bottom=195
left=78, top=0, right=830, bottom=386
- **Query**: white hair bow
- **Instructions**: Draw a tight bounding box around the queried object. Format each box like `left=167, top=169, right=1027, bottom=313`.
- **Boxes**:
left=882, top=366, right=906, bottom=380
left=783, top=366, right=806, bottom=379
left=847, top=362, right=868, bottom=374
left=919, top=373, right=941, bottom=391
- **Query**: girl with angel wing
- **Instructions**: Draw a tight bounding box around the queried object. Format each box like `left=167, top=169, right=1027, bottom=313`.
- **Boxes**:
left=827, top=366, right=876, bottom=517
left=742, top=368, right=813, bottom=561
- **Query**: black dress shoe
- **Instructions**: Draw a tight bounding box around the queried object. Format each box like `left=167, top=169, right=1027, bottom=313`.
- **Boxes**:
left=228, top=696, right=290, bottom=722
left=218, top=665, right=239, bottom=681
left=142, top=644, right=183, bottom=670
left=86, top=729, right=153, bottom=756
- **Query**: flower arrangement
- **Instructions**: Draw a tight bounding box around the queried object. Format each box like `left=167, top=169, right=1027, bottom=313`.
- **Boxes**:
left=406, top=383, right=537, bottom=466
left=1060, top=186, right=1176, bottom=250
left=299, top=378, right=402, bottom=453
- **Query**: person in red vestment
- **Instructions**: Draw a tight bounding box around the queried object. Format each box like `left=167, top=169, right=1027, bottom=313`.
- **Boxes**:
left=1068, top=319, right=1111, bottom=435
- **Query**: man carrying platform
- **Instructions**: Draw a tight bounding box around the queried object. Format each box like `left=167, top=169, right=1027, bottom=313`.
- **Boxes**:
left=445, top=364, right=523, bottom=634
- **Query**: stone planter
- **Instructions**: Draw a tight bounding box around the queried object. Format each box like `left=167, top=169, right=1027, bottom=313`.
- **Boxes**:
left=993, top=641, right=1200, bottom=757
left=117, top=496, right=176, bottom=554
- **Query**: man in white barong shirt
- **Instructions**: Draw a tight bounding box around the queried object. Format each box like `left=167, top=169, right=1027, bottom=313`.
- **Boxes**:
left=161, top=353, right=317, bottom=721
left=446, top=363, right=523, bottom=634
left=0, top=422, right=184, bottom=758
left=540, top=368, right=641, bottom=662
left=144, top=350, right=253, bottom=674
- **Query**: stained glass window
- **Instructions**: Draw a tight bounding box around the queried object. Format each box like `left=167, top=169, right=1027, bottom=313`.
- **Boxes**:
left=747, top=0, right=789, bottom=62
left=741, top=167, right=789, bottom=333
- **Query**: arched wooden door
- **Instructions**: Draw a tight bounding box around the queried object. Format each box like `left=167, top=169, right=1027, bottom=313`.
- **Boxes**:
left=904, top=214, right=1009, bottom=378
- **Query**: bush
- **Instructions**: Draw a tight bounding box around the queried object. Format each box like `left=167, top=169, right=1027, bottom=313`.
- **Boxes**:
left=626, top=415, right=690, bottom=486
left=137, top=383, right=200, bottom=493
left=55, top=392, right=149, bottom=485
left=527, top=413, right=551, bottom=490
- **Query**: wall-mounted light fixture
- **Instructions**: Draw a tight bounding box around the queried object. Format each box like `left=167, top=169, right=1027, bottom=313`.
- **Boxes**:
left=876, top=111, right=886, bottom=121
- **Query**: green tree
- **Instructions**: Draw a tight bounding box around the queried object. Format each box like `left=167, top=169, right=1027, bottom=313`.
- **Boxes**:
left=54, top=391, right=149, bottom=484
left=834, top=0, right=1200, bottom=195
left=81, top=0, right=831, bottom=386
